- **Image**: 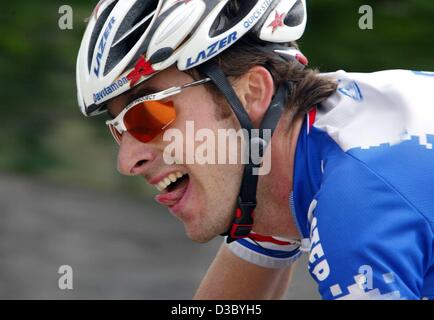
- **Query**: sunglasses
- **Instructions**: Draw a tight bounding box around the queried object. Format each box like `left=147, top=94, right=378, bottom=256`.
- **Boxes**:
left=106, top=77, right=212, bottom=144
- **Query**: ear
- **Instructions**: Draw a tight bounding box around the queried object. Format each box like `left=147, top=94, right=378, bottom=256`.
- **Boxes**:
left=234, top=66, right=275, bottom=128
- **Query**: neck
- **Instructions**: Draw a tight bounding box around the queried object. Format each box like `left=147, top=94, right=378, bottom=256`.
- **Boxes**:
left=252, top=112, right=304, bottom=239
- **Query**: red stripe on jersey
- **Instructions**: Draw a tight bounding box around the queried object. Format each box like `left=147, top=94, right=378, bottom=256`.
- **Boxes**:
left=248, top=234, right=291, bottom=246
left=308, top=107, right=317, bottom=130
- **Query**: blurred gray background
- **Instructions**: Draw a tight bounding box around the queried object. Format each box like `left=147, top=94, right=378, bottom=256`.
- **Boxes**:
left=0, top=173, right=318, bottom=299
left=1, top=0, right=434, bottom=299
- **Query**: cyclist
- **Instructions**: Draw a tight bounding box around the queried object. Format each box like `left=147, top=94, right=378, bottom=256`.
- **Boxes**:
left=76, top=0, right=434, bottom=299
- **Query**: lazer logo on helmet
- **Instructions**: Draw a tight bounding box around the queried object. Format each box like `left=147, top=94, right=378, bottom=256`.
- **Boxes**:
left=93, top=16, right=116, bottom=77
left=186, top=31, right=238, bottom=68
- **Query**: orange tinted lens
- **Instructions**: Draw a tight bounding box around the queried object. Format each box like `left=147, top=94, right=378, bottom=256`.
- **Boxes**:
left=124, top=100, right=176, bottom=143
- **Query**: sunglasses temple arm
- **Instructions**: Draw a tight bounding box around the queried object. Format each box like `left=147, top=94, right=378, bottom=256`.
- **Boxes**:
left=154, top=87, right=183, bottom=100
left=182, top=78, right=212, bottom=89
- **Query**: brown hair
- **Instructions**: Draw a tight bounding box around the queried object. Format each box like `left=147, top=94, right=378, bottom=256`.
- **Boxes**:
left=187, top=39, right=337, bottom=123
left=190, top=37, right=337, bottom=122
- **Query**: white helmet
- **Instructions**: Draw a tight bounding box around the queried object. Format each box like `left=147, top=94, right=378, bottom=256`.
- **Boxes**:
left=76, top=0, right=307, bottom=116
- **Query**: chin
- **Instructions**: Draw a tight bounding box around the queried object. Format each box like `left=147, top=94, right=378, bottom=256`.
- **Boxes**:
left=185, top=228, right=215, bottom=243
left=181, top=201, right=235, bottom=243
left=183, top=218, right=227, bottom=244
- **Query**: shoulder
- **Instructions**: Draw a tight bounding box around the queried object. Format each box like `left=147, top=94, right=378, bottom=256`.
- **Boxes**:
left=312, top=69, right=434, bottom=222
left=316, top=69, right=434, bottom=152
left=321, top=69, right=434, bottom=93
left=314, top=151, right=420, bottom=228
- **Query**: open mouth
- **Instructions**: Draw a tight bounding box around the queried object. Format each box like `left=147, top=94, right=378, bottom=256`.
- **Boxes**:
left=165, top=173, right=189, bottom=194
left=154, top=171, right=189, bottom=193
left=154, top=172, right=190, bottom=208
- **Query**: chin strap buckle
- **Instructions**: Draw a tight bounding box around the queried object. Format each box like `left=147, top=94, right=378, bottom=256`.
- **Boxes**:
left=224, top=200, right=255, bottom=244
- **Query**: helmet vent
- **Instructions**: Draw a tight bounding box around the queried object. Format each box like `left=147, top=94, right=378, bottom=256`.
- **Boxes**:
left=104, top=0, right=159, bottom=76
left=284, top=0, right=304, bottom=27
left=210, top=0, right=258, bottom=37
left=87, top=0, right=118, bottom=73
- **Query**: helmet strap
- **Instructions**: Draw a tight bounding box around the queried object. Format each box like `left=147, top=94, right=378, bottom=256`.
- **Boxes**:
left=197, top=61, right=289, bottom=244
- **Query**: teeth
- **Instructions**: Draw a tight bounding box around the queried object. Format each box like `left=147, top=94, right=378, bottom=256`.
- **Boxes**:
left=157, top=181, right=166, bottom=192
left=154, top=171, right=186, bottom=192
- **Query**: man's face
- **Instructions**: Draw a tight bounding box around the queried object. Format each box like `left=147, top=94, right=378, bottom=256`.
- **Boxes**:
left=108, top=67, right=243, bottom=243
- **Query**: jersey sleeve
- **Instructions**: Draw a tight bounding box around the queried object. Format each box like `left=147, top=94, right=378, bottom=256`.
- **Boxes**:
left=309, top=157, right=433, bottom=300
left=225, top=233, right=301, bottom=269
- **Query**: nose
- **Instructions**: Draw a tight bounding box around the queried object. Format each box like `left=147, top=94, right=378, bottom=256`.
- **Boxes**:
left=117, top=132, right=157, bottom=176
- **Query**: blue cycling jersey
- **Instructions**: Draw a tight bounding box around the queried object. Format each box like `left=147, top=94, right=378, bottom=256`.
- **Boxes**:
left=226, top=70, right=434, bottom=300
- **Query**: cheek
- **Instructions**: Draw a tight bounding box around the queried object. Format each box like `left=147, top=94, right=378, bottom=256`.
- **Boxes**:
left=160, top=97, right=215, bottom=151
left=175, top=91, right=216, bottom=122
left=186, top=128, right=244, bottom=205
left=172, top=93, right=243, bottom=188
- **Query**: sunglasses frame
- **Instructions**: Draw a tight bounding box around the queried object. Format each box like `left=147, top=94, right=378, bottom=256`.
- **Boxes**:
left=106, top=77, right=212, bottom=143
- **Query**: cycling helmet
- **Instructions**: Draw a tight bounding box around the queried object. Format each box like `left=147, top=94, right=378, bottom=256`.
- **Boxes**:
left=76, top=0, right=308, bottom=243
left=77, top=0, right=307, bottom=116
